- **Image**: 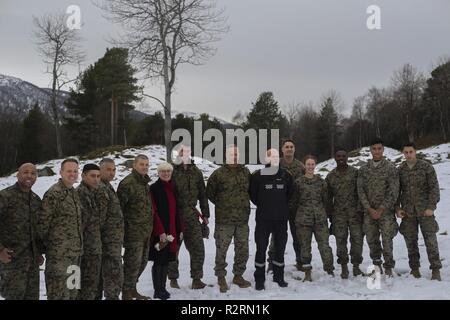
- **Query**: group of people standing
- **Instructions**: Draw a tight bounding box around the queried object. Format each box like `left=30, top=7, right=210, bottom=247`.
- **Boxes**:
left=0, top=138, right=443, bottom=300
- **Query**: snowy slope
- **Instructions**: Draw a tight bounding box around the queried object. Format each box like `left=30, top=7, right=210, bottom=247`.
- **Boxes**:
left=0, top=144, right=449, bottom=300
left=0, top=74, right=69, bottom=117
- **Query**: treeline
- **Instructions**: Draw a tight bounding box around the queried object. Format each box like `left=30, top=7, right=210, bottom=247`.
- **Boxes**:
left=0, top=47, right=225, bottom=175
left=2, top=53, right=450, bottom=175
left=235, top=61, right=450, bottom=162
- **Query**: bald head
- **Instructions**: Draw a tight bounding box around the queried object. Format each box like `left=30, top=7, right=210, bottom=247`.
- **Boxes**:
left=17, top=163, right=37, bottom=191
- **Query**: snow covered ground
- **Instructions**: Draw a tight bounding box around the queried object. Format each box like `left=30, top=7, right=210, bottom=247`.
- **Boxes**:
left=0, top=144, right=449, bottom=300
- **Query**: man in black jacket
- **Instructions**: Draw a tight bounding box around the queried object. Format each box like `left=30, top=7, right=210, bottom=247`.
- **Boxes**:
left=250, top=149, right=294, bottom=290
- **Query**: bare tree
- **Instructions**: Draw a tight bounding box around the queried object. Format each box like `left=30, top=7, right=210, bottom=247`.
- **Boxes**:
left=365, top=87, right=386, bottom=138
left=97, top=0, right=229, bottom=159
left=351, top=96, right=366, bottom=148
left=283, top=101, right=301, bottom=139
left=33, top=12, right=85, bottom=157
left=391, top=63, right=426, bottom=143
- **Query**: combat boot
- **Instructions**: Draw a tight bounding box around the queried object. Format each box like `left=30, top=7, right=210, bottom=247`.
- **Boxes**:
left=170, top=279, right=180, bottom=289
left=132, top=288, right=151, bottom=300
left=341, top=264, right=349, bottom=279
left=296, top=262, right=306, bottom=272
left=192, top=279, right=207, bottom=289
left=303, top=269, right=312, bottom=282
left=255, top=281, right=265, bottom=291
left=272, top=265, right=288, bottom=287
left=232, top=275, right=251, bottom=288
left=218, top=277, right=229, bottom=293
left=353, top=265, right=365, bottom=277
left=410, top=268, right=421, bottom=279
left=274, top=277, right=288, bottom=287
left=121, top=289, right=134, bottom=300
left=326, top=269, right=335, bottom=277
left=384, top=267, right=393, bottom=278
left=431, top=269, right=441, bottom=281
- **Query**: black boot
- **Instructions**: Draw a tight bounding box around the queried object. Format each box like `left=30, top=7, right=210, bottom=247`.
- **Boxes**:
left=254, top=265, right=265, bottom=291
left=153, top=265, right=169, bottom=300
left=152, top=265, right=162, bottom=299
left=160, top=264, right=170, bottom=299
left=273, top=264, right=288, bottom=288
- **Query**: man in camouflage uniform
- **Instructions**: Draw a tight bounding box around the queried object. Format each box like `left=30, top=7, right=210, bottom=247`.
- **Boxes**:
left=326, top=148, right=364, bottom=279
left=0, top=163, right=44, bottom=300
left=38, top=158, right=83, bottom=300
left=169, top=145, right=210, bottom=290
left=117, top=154, right=153, bottom=300
left=77, top=164, right=103, bottom=300
left=292, top=155, right=334, bottom=281
left=207, top=145, right=251, bottom=293
left=397, top=143, right=441, bottom=281
left=357, top=139, right=399, bottom=277
left=268, top=139, right=305, bottom=271
left=98, top=158, right=124, bottom=299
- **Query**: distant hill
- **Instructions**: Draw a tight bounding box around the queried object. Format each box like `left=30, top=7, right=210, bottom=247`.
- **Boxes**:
left=0, top=73, right=69, bottom=117
left=0, top=73, right=236, bottom=128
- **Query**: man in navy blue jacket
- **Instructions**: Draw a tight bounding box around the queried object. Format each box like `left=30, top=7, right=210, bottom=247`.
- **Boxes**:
left=250, top=149, right=294, bottom=290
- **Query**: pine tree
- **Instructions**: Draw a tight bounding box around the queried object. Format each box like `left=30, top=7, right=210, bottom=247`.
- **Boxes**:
left=17, top=103, right=46, bottom=164
left=64, top=47, right=141, bottom=154
left=317, top=97, right=339, bottom=160
left=244, top=92, right=288, bottom=131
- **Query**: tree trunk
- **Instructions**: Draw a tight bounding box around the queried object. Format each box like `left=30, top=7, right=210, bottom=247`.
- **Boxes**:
left=114, top=98, right=119, bottom=145
left=438, top=101, right=447, bottom=141
left=110, top=92, right=115, bottom=146
left=51, top=52, right=63, bottom=158
left=358, top=119, right=363, bottom=148
left=123, top=107, right=127, bottom=147
left=164, top=91, right=172, bottom=161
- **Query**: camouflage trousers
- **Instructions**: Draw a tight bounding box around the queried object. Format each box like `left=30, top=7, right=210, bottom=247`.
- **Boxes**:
left=296, top=221, right=334, bottom=271
left=399, top=214, right=442, bottom=270
left=268, top=215, right=301, bottom=264
left=79, top=254, right=102, bottom=300
left=45, top=255, right=81, bottom=300
left=363, top=212, right=398, bottom=268
left=214, top=223, right=249, bottom=278
left=100, top=228, right=124, bottom=300
left=169, top=215, right=205, bottom=280
left=0, top=250, right=39, bottom=300
left=101, top=253, right=123, bottom=300
left=330, top=216, right=364, bottom=265
left=123, top=239, right=149, bottom=291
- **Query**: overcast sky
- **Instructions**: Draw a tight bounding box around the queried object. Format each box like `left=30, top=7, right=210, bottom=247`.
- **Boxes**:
left=1, top=0, right=450, bottom=121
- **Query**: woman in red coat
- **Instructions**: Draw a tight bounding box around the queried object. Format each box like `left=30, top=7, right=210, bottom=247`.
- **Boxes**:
left=149, top=162, right=185, bottom=300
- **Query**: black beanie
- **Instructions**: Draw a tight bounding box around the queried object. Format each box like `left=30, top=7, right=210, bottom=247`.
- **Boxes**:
left=82, top=163, right=100, bottom=173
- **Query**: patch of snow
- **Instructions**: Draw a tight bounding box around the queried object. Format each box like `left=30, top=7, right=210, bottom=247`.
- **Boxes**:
left=1, top=143, right=450, bottom=300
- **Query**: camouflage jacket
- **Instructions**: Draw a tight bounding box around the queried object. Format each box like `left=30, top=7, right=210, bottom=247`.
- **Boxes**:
left=0, top=183, right=43, bottom=260
left=206, top=165, right=251, bottom=225
left=397, top=159, right=440, bottom=215
left=357, top=159, right=399, bottom=212
left=326, top=166, right=362, bottom=222
left=117, top=169, right=153, bottom=243
left=292, top=175, right=330, bottom=226
left=98, top=180, right=124, bottom=245
left=280, top=158, right=305, bottom=181
left=172, top=163, right=210, bottom=220
left=77, top=181, right=103, bottom=256
left=38, top=179, right=83, bottom=257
